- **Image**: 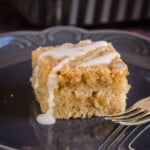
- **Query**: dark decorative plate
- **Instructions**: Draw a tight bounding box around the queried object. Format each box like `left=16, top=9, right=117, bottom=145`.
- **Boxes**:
left=0, top=26, right=150, bottom=150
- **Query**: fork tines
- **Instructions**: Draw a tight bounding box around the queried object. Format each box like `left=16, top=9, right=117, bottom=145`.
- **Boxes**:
left=105, top=107, right=150, bottom=126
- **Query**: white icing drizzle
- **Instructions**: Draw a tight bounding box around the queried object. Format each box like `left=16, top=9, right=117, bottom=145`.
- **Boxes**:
left=34, top=41, right=107, bottom=89
left=40, top=41, right=108, bottom=59
left=35, top=40, right=111, bottom=125
left=34, top=66, right=39, bottom=89
left=78, top=52, right=120, bottom=67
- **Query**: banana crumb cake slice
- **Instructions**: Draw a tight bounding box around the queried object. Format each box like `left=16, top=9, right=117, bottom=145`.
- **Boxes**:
left=30, top=40, right=130, bottom=125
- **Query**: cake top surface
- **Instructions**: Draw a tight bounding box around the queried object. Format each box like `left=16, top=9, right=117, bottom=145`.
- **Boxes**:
left=37, top=40, right=123, bottom=67
left=39, top=40, right=108, bottom=59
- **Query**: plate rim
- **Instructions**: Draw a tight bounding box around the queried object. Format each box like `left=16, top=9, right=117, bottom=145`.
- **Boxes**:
left=0, top=26, right=149, bottom=42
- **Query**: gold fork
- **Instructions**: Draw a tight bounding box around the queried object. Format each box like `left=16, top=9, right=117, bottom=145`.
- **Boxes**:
left=105, top=96, right=150, bottom=126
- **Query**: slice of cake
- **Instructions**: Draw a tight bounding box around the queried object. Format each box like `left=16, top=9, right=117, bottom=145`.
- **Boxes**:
left=30, top=40, right=130, bottom=125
